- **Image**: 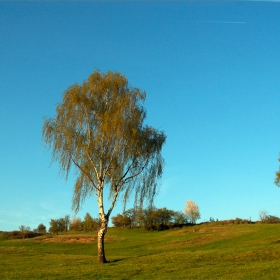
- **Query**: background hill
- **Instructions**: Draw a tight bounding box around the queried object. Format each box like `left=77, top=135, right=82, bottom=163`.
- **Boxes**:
left=1, top=223, right=280, bottom=279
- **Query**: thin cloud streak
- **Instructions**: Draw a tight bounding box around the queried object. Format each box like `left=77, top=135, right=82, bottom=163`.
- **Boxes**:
left=189, top=20, right=246, bottom=24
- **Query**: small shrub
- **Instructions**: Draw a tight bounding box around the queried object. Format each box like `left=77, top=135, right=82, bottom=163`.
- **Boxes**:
left=264, top=215, right=280, bottom=224
left=1, top=231, right=42, bottom=240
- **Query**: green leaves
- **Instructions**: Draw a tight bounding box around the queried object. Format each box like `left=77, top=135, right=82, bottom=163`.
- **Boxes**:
left=42, top=70, right=166, bottom=214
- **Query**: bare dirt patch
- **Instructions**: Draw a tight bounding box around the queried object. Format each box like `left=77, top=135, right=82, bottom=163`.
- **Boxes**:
left=41, top=235, right=97, bottom=243
left=37, top=234, right=121, bottom=243
left=183, top=227, right=225, bottom=234
left=170, top=236, right=214, bottom=246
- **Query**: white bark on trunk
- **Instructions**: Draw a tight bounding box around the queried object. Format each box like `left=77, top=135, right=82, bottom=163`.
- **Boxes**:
left=97, top=180, right=108, bottom=263
left=97, top=216, right=108, bottom=263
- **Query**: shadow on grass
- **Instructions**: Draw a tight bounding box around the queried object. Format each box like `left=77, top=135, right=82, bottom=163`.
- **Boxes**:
left=108, top=258, right=126, bottom=263
left=270, top=239, right=280, bottom=244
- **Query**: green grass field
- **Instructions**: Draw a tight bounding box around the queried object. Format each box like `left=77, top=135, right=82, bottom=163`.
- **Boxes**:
left=1, top=223, right=280, bottom=279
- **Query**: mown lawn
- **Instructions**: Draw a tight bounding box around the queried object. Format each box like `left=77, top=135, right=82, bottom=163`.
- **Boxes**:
left=1, top=223, right=280, bottom=279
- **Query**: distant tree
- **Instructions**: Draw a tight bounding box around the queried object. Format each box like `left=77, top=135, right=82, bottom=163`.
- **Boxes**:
left=111, top=214, right=122, bottom=227
left=157, top=207, right=173, bottom=226
left=64, top=215, right=70, bottom=231
left=70, top=217, right=83, bottom=231
left=19, top=225, right=25, bottom=231
left=259, top=210, right=268, bottom=222
left=134, top=207, right=174, bottom=230
left=37, top=223, right=47, bottom=233
left=137, top=207, right=153, bottom=228
left=49, top=219, right=59, bottom=234
left=83, top=213, right=99, bottom=231
left=19, top=225, right=31, bottom=232
left=49, top=218, right=66, bottom=234
left=121, top=215, right=131, bottom=227
left=184, top=200, right=201, bottom=224
left=84, top=213, right=93, bottom=231
left=111, top=214, right=131, bottom=228
left=265, top=215, right=280, bottom=223
left=145, top=208, right=158, bottom=229
left=58, top=217, right=68, bottom=232
left=42, top=70, right=166, bottom=263
left=123, top=208, right=139, bottom=227
left=259, top=210, right=280, bottom=223
left=173, top=211, right=188, bottom=225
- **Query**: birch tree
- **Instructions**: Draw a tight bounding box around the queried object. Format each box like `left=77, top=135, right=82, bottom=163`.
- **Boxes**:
left=42, top=70, right=166, bottom=263
left=184, top=200, right=201, bottom=224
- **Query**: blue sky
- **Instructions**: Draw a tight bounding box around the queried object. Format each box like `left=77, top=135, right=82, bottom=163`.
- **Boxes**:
left=1, top=1, right=280, bottom=231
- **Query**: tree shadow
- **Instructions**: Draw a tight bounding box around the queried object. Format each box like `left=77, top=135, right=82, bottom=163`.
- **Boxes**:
left=271, top=239, right=280, bottom=244
left=108, top=258, right=126, bottom=263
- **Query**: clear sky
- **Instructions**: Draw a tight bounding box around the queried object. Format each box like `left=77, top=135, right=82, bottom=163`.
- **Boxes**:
left=1, top=1, right=280, bottom=231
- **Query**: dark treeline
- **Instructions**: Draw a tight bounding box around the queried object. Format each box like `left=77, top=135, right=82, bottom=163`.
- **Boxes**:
left=49, top=207, right=189, bottom=234
left=49, top=213, right=100, bottom=234
left=111, top=206, right=189, bottom=231
left=2, top=207, right=280, bottom=241
left=0, top=213, right=100, bottom=240
left=111, top=207, right=280, bottom=231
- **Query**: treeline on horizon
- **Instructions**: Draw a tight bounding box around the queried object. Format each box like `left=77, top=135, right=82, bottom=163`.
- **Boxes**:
left=1, top=207, right=280, bottom=241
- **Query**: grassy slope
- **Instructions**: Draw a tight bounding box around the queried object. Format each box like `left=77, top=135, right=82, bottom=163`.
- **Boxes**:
left=1, top=224, right=280, bottom=279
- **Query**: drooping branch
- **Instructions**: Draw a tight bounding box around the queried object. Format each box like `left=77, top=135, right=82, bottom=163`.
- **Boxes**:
left=102, top=140, right=129, bottom=181
left=68, top=152, right=98, bottom=191
left=122, top=159, right=149, bottom=184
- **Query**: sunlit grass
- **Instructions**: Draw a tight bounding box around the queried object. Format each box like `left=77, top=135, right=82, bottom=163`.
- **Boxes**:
left=1, top=224, right=280, bottom=279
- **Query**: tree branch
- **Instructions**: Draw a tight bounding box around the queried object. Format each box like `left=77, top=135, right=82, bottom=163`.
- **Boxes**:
left=122, top=159, right=149, bottom=184
left=83, top=148, right=101, bottom=184
left=107, top=182, right=124, bottom=218
left=102, top=139, right=129, bottom=181
left=68, top=152, right=98, bottom=192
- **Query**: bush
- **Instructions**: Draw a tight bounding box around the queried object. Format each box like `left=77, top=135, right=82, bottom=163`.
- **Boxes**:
left=0, top=232, right=7, bottom=240
left=36, top=223, right=47, bottom=233
left=70, top=217, right=83, bottom=231
left=211, top=218, right=253, bottom=226
left=1, top=231, right=42, bottom=240
left=262, top=215, right=280, bottom=224
left=111, top=214, right=131, bottom=228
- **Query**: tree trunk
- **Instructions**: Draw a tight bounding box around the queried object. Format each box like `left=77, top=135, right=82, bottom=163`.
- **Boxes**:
left=97, top=217, right=108, bottom=263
